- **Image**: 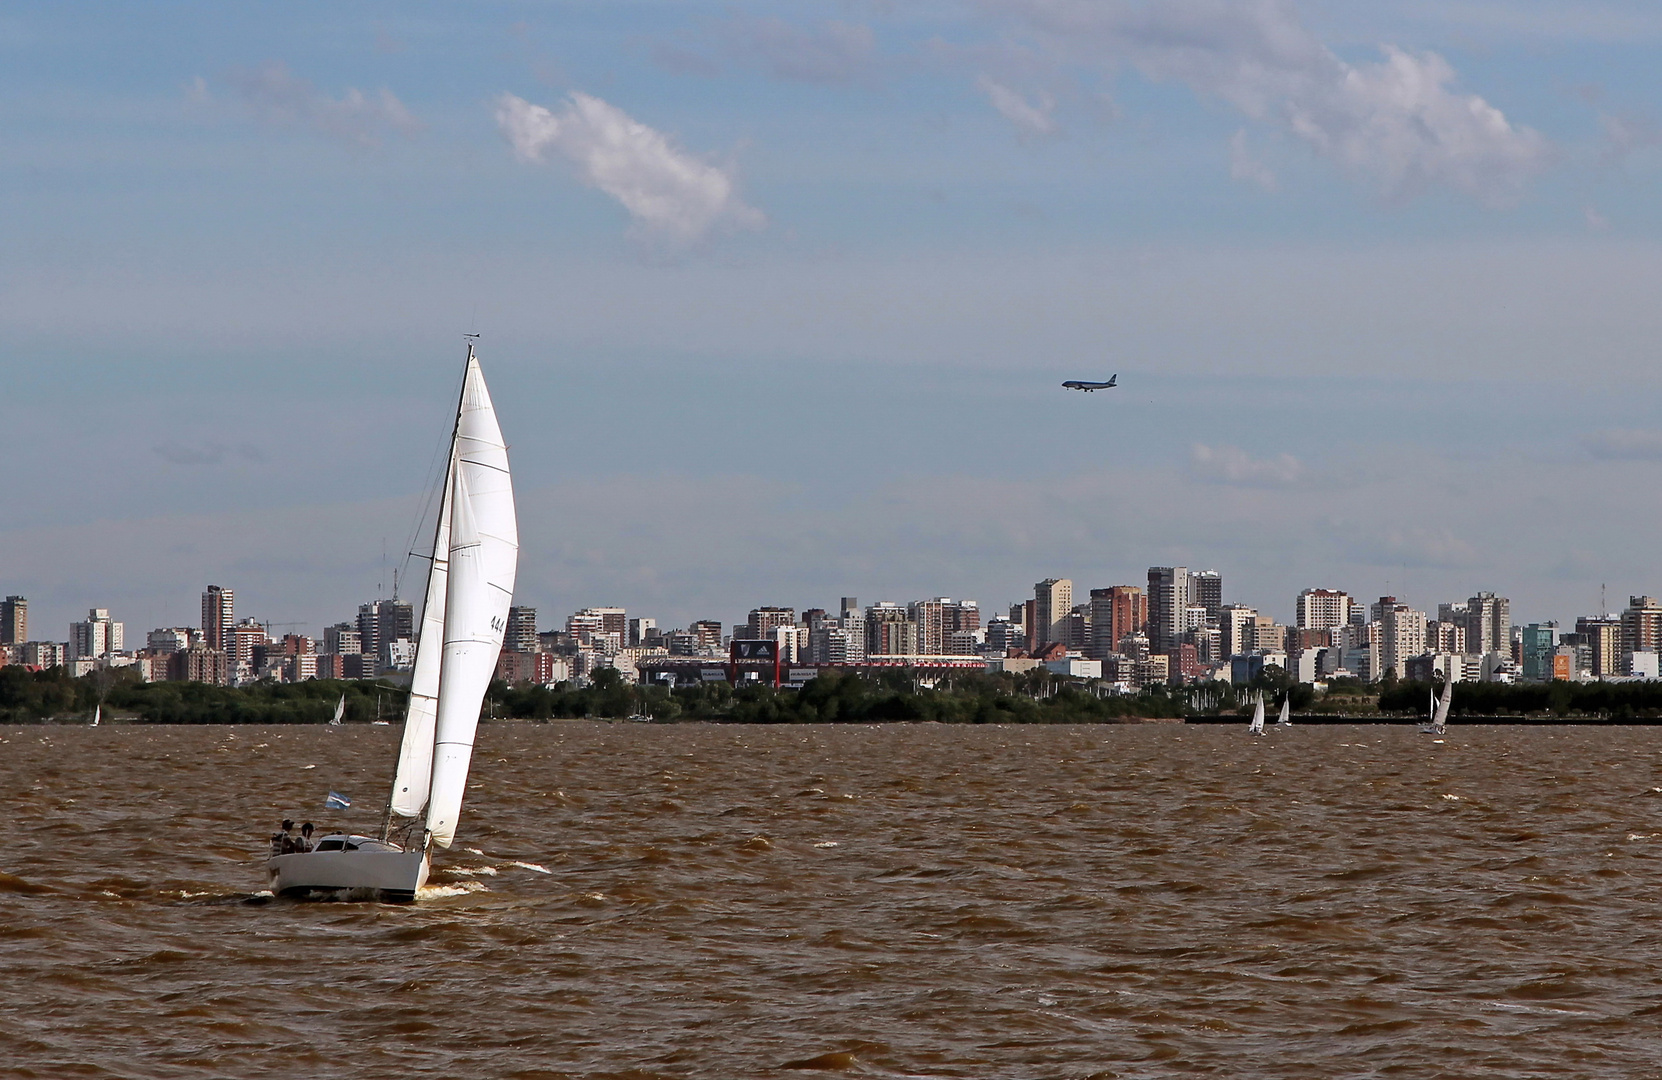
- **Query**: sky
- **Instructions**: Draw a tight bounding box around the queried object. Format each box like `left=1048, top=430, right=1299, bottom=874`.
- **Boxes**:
left=4, top=0, right=1662, bottom=642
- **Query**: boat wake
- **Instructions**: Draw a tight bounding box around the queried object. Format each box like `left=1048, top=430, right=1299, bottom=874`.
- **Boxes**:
left=417, top=882, right=488, bottom=899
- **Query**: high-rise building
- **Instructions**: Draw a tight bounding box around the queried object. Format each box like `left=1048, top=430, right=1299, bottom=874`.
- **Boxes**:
left=1187, top=570, right=1223, bottom=621
left=746, top=606, right=796, bottom=641
left=587, top=607, right=628, bottom=641
left=689, top=620, right=724, bottom=652
left=506, top=607, right=539, bottom=653
left=865, top=602, right=917, bottom=656
left=909, top=598, right=948, bottom=655
left=1576, top=616, right=1623, bottom=678
left=1218, top=604, right=1257, bottom=658
left=1296, top=588, right=1354, bottom=630
left=1146, top=567, right=1188, bottom=654
left=1087, top=586, right=1145, bottom=659
left=147, top=627, right=194, bottom=653
left=1033, top=579, right=1072, bottom=649
left=228, top=619, right=268, bottom=678
left=806, top=624, right=860, bottom=664
left=628, top=617, right=656, bottom=648
left=943, top=599, right=981, bottom=634
left=357, top=599, right=413, bottom=660
left=1427, top=621, right=1467, bottom=655
left=1520, top=622, right=1559, bottom=681
left=1, top=596, right=25, bottom=645
left=1376, top=600, right=1427, bottom=679
left=985, top=616, right=1025, bottom=654
left=1067, top=605, right=1092, bottom=651
left=1465, top=593, right=1510, bottom=656
left=69, top=609, right=123, bottom=659
left=170, top=646, right=228, bottom=685
left=323, top=623, right=362, bottom=655
left=202, top=586, right=233, bottom=651
left=1621, top=596, right=1662, bottom=660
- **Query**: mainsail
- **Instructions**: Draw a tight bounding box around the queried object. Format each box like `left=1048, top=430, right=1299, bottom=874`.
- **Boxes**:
left=1248, top=692, right=1265, bottom=735
left=1276, top=695, right=1290, bottom=726
left=423, top=355, right=518, bottom=848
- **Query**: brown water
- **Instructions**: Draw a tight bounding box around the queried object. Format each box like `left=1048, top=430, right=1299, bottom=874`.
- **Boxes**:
left=3, top=722, right=1662, bottom=1079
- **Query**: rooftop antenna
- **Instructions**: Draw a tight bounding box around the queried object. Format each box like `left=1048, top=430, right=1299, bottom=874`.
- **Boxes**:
left=1602, top=582, right=1607, bottom=618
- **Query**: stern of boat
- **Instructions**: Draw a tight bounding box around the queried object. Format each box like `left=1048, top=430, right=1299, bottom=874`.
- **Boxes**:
left=266, top=834, right=429, bottom=902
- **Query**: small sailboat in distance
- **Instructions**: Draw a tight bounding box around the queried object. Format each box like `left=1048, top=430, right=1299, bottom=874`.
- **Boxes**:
left=1248, top=691, right=1266, bottom=736
left=1421, top=677, right=1453, bottom=735
left=1276, top=694, right=1291, bottom=726
left=91, top=704, right=100, bottom=727
left=329, top=693, right=345, bottom=726
left=264, top=340, right=518, bottom=901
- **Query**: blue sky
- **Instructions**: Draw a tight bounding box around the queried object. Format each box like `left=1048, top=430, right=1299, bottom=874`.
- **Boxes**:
left=4, top=1, right=1662, bottom=641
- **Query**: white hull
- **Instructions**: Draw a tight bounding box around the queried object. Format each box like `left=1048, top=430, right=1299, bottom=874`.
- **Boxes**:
left=266, top=837, right=429, bottom=901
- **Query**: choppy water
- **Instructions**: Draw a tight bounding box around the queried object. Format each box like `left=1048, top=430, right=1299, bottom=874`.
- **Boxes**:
left=3, top=721, right=1662, bottom=1078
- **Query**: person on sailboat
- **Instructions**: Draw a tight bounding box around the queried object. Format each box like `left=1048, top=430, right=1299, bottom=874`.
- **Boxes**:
left=271, top=820, right=296, bottom=855
left=298, top=822, right=315, bottom=852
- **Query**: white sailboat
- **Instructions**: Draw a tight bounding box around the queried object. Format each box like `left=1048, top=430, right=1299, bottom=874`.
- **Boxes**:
left=265, top=343, right=517, bottom=901
left=1248, top=691, right=1266, bottom=735
left=1421, top=677, right=1453, bottom=735
left=91, top=704, right=100, bottom=727
left=1275, top=695, right=1291, bottom=726
left=328, top=694, right=345, bottom=726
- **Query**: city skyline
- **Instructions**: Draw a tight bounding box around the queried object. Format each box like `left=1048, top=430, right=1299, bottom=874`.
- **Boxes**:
left=5, top=4, right=1662, bottom=647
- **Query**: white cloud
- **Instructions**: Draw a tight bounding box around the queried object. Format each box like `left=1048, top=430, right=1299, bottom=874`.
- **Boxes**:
left=222, top=61, right=421, bottom=148
left=1190, top=443, right=1304, bottom=486
left=989, top=0, right=1552, bottom=203
left=1582, top=428, right=1662, bottom=460
left=1228, top=128, right=1277, bottom=191
left=496, top=92, right=765, bottom=244
left=979, top=77, right=1059, bottom=137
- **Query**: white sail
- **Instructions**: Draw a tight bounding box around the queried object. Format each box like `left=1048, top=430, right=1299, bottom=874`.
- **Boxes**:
left=1276, top=696, right=1290, bottom=726
left=330, top=694, right=345, bottom=726
left=424, top=355, right=517, bottom=849
left=1248, top=692, right=1265, bottom=734
left=389, top=450, right=455, bottom=819
left=91, top=704, right=100, bottom=727
left=1432, top=678, right=1454, bottom=734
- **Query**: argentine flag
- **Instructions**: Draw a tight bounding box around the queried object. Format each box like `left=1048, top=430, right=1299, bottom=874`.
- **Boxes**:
left=325, top=791, right=351, bottom=810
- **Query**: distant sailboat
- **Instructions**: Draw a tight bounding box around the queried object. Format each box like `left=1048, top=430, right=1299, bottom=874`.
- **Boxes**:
left=90, top=704, right=100, bottom=727
left=1421, top=677, right=1454, bottom=735
left=264, top=341, right=518, bottom=901
left=1276, top=695, right=1291, bottom=726
left=1248, top=691, right=1266, bottom=736
left=329, top=694, right=345, bottom=726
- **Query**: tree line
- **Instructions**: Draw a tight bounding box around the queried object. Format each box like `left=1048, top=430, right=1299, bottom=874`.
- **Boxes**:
left=0, top=665, right=408, bottom=725
left=10, top=661, right=1657, bottom=725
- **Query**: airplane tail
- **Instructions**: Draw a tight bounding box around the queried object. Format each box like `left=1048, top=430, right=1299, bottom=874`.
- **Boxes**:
left=1107, top=374, right=1116, bottom=386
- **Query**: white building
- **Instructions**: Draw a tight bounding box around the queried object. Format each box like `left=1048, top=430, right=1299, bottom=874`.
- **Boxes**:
left=1296, top=588, right=1355, bottom=630
left=69, top=609, right=123, bottom=659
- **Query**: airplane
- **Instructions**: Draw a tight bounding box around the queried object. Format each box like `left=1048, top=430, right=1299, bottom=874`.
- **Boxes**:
left=1062, top=375, right=1117, bottom=392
